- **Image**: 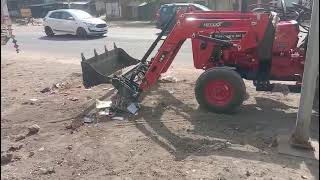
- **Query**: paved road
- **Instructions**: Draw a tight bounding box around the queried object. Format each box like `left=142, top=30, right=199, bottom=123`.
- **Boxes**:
left=3, top=24, right=308, bottom=67
left=3, top=25, right=194, bottom=66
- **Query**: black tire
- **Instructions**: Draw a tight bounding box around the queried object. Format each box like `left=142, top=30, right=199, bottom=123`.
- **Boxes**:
left=76, top=27, right=87, bottom=39
left=44, top=26, right=54, bottom=37
left=195, top=67, right=246, bottom=114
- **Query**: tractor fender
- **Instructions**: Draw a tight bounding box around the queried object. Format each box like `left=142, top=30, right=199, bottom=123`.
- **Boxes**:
left=204, top=66, right=239, bottom=78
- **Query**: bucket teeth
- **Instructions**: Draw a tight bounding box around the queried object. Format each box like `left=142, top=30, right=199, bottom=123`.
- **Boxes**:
left=104, top=45, right=109, bottom=55
left=81, top=53, right=86, bottom=61
left=94, top=49, right=98, bottom=57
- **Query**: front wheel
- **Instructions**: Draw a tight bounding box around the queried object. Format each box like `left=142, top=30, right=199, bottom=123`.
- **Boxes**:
left=44, top=26, right=54, bottom=37
left=195, top=68, right=246, bottom=114
left=76, top=27, right=87, bottom=39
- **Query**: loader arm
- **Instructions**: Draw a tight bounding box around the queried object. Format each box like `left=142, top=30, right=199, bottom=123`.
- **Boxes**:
left=139, top=12, right=271, bottom=91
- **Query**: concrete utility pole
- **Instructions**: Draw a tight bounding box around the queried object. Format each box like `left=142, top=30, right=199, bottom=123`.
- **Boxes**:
left=291, top=0, right=319, bottom=149
left=68, top=0, right=71, bottom=9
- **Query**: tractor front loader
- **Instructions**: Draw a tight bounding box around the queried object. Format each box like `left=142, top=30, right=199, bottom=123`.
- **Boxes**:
left=81, top=44, right=139, bottom=88
left=81, top=0, right=315, bottom=114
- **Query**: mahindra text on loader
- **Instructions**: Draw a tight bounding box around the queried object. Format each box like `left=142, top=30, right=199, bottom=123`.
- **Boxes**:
left=81, top=0, right=317, bottom=115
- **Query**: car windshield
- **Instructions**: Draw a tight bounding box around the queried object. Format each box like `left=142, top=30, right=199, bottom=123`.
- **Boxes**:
left=73, top=10, right=92, bottom=19
left=193, top=4, right=211, bottom=11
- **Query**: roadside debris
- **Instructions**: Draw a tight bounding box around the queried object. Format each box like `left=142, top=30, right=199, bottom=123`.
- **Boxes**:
left=127, top=103, right=139, bottom=114
left=68, top=97, right=79, bottom=101
left=159, top=75, right=178, bottom=83
left=41, top=81, right=73, bottom=94
left=22, top=98, right=40, bottom=105
left=223, top=167, right=230, bottom=172
left=13, top=154, right=22, bottom=161
left=15, top=134, right=26, bottom=141
left=111, top=116, right=125, bottom=121
left=39, top=167, right=55, bottom=175
left=40, top=87, right=51, bottom=93
left=8, top=144, right=23, bottom=152
left=271, top=83, right=290, bottom=96
left=83, top=116, right=95, bottom=123
left=268, top=136, right=278, bottom=147
left=98, top=109, right=110, bottom=116
left=96, top=100, right=112, bottom=109
left=28, top=151, right=35, bottom=157
left=16, top=18, right=43, bottom=26
left=65, top=122, right=73, bottom=129
left=1, top=153, right=13, bottom=165
left=205, top=141, right=231, bottom=151
left=245, top=170, right=252, bottom=177
left=27, top=124, right=40, bottom=136
left=30, top=98, right=38, bottom=102
left=66, top=145, right=73, bottom=150
left=52, top=82, right=71, bottom=90
left=103, top=87, right=114, bottom=91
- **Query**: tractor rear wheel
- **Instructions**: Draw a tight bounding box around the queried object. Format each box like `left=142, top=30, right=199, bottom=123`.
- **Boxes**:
left=195, top=68, right=246, bottom=114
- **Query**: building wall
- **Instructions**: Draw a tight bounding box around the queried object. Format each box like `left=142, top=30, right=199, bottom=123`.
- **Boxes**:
left=95, top=0, right=122, bottom=17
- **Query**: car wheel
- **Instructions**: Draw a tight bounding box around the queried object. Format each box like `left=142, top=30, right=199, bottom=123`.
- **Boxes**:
left=44, top=26, right=54, bottom=37
left=77, top=27, right=87, bottom=39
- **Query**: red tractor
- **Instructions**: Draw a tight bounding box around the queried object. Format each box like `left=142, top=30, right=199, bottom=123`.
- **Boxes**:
left=81, top=0, right=313, bottom=114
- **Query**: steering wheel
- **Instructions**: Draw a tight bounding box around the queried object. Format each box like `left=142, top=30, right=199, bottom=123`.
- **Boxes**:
left=292, top=2, right=312, bottom=13
left=250, top=0, right=304, bottom=22
left=250, top=0, right=287, bottom=19
left=279, top=0, right=287, bottom=19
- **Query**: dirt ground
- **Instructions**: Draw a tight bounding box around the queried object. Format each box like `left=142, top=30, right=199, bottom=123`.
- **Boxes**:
left=1, top=51, right=319, bottom=180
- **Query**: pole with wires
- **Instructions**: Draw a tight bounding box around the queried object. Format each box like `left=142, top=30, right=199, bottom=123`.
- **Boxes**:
left=290, top=0, right=319, bottom=149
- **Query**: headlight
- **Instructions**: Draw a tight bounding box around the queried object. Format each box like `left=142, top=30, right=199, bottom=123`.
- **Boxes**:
left=83, top=22, right=95, bottom=27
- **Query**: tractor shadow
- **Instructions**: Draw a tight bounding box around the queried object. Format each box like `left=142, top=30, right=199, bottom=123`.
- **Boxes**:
left=133, top=85, right=319, bottom=178
left=38, top=34, right=106, bottom=41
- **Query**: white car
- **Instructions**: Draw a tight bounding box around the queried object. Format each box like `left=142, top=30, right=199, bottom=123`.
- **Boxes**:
left=43, top=9, right=108, bottom=38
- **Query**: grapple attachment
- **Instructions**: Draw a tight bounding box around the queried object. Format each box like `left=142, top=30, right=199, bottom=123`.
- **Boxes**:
left=81, top=44, right=139, bottom=88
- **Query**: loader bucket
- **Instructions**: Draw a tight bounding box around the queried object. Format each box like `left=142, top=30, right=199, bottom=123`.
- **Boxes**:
left=81, top=44, right=139, bottom=88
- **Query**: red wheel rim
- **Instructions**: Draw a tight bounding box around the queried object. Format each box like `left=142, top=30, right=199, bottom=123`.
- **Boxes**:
left=204, top=80, right=234, bottom=106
